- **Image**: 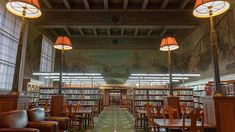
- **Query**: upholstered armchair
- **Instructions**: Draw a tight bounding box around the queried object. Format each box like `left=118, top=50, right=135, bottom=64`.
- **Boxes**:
left=27, top=108, right=69, bottom=132
left=0, top=110, right=39, bottom=132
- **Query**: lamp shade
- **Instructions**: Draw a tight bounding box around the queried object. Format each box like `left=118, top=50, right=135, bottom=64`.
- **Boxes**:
left=54, top=36, right=73, bottom=50
left=193, top=0, right=230, bottom=18
left=6, top=0, right=41, bottom=18
left=160, top=36, right=179, bottom=51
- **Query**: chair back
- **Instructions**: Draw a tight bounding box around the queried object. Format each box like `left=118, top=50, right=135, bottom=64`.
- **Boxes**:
left=144, top=103, right=153, bottom=110
left=146, top=105, right=158, bottom=132
left=44, top=100, right=49, bottom=112
left=91, top=105, right=96, bottom=117
left=64, top=103, right=75, bottom=117
left=27, top=108, right=46, bottom=122
left=154, top=105, right=163, bottom=118
left=181, top=103, right=187, bottom=113
left=76, top=102, right=80, bottom=111
left=183, top=108, right=204, bottom=132
left=0, top=110, right=28, bottom=128
left=164, top=106, right=179, bottom=119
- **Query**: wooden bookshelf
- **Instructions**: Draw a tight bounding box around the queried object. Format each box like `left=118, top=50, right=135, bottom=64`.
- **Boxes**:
left=39, top=87, right=101, bottom=108
left=192, top=80, right=235, bottom=109
left=27, top=82, right=40, bottom=108
left=127, top=87, right=194, bottom=113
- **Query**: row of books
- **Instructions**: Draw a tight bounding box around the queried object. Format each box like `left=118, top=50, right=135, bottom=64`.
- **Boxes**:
left=134, top=90, right=147, bottom=94
left=193, top=91, right=205, bottom=96
left=135, top=101, right=148, bottom=105
left=62, top=89, right=98, bottom=94
left=40, top=95, right=52, bottom=99
left=149, top=90, right=169, bottom=94
left=221, top=84, right=235, bottom=95
left=30, top=98, right=39, bottom=102
left=66, top=95, right=99, bottom=99
left=179, top=96, right=193, bottom=100
left=149, top=96, right=165, bottom=100
left=68, top=100, right=97, bottom=105
left=173, top=91, right=193, bottom=95
left=134, top=96, right=147, bottom=100
left=193, top=97, right=202, bottom=103
left=40, top=89, right=58, bottom=94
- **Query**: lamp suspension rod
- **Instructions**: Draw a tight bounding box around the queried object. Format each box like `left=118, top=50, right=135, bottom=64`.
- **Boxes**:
left=209, top=8, right=222, bottom=95
left=11, top=8, right=26, bottom=94
left=168, top=47, right=173, bottom=96
left=59, top=47, right=64, bottom=95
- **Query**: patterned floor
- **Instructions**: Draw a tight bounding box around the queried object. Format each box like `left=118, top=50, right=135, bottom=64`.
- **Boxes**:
left=69, top=106, right=144, bottom=132
left=74, top=106, right=144, bottom=132
left=91, top=106, right=139, bottom=132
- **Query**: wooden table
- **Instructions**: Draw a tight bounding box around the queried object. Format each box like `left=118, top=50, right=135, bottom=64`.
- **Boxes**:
left=154, top=119, right=216, bottom=130
left=136, top=110, right=161, bottom=130
left=61, top=110, right=92, bottom=130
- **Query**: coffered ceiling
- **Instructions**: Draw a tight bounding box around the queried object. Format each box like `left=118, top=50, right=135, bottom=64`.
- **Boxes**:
left=33, top=0, right=198, bottom=50
left=30, top=0, right=206, bottom=84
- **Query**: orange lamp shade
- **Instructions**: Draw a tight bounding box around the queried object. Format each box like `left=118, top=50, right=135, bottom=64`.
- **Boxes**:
left=6, top=0, right=41, bottom=18
left=193, top=0, right=230, bottom=18
left=160, top=36, right=179, bottom=51
left=54, top=36, right=73, bottom=50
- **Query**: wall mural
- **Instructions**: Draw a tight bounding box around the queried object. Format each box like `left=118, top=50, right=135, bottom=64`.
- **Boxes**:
left=183, top=10, right=235, bottom=79
left=25, top=11, right=235, bottom=84
left=24, top=24, right=42, bottom=80
left=54, top=49, right=170, bottom=84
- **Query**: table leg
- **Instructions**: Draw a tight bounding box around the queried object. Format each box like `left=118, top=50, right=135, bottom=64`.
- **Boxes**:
left=143, top=115, right=146, bottom=131
left=85, top=113, right=87, bottom=130
left=140, top=114, right=143, bottom=127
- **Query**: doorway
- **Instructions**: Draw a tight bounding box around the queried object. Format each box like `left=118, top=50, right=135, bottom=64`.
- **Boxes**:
left=109, top=90, right=121, bottom=105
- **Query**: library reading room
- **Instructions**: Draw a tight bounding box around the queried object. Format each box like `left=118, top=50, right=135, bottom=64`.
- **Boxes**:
left=0, top=0, right=235, bottom=132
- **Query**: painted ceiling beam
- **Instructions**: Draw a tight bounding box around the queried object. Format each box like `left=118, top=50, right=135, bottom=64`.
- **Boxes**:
left=35, top=11, right=197, bottom=27
left=121, top=28, right=124, bottom=36
left=180, top=0, right=191, bottom=10
left=62, top=0, right=71, bottom=9
left=123, top=0, right=128, bottom=10
left=142, top=0, right=149, bottom=10
left=64, top=28, right=71, bottom=36
left=93, top=28, right=97, bottom=36
left=83, top=0, right=90, bottom=10
left=42, top=0, right=52, bottom=9
left=147, top=29, right=153, bottom=36
left=160, top=28, right=168, bottom=36
left=107, top=28, right=110, bottom=36
left=104, top=0, right=109, bottom=10
left=78, top=28, right=84, bottom=36
left=161, top=0, right=170, bottom=9
left=41, top=25, right=196, bottom=29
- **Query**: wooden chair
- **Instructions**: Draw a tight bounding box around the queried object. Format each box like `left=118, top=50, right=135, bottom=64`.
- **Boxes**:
left=133, top=105, right=142, bottom=128
left=89, top=105, right=96, bottom=128
left=163, top=105, right=179, bottom=119
left=146, top=105, right=160, bottom=132
left=182, top=108, right=204, bottom=132
left=76, top=102, right=80, bottom=111
left=154, top=105, right=163, bottom=118
left=64, top=104, right=81, bottom=131
left=44, top=100, right=50, bottom=116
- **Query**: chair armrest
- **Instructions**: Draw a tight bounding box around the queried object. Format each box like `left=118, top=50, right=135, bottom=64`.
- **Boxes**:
left=0, top=128, right=39, bottom=132
left=46, top=117, right=70, bottom=130
left=28, top=121, right=59, bottom=132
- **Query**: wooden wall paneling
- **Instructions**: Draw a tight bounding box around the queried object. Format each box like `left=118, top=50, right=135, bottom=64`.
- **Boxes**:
left=163, top=96, right=180, bottom=117
left=0, top=95, right=30, bottom=113
left=51, top=95, right=67, bottom=116
left=214, top=97, right=235, bottom=132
